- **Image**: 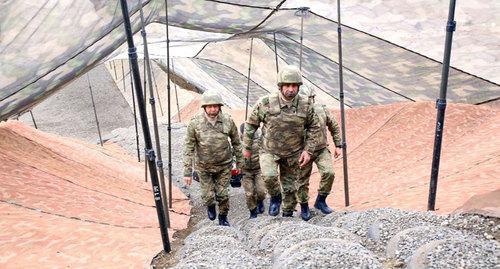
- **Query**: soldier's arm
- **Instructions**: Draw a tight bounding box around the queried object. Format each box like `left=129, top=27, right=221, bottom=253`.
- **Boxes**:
left=229, top=119, right=244, bottom=168
left=243, top=100, right=263, bottom=151
left=183, top=120, right=196, bottom=177
left=304, top=106, right=321, bottom=154
left=325, top=107, right=342, bottom=147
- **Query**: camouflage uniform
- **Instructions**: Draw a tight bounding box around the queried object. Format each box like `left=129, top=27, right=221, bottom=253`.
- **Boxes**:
left=241, top=130, right=267, bottom=211
left=244, top=92, right=320, bottom=213
left=297, top=103, right=342, bottom=203
left=184, top=112, right=243, bottom=215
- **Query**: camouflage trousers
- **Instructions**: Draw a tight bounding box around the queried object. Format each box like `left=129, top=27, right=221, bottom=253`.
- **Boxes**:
left=242, top=169, right=267, bottom=210
left=259, top=151, right=301, bottom=212
left=197, top=163, right=231, bottom=215
left=297, top=147, right=335, bottom=203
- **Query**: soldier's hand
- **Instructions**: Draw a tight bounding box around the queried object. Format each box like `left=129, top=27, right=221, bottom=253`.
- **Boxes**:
left=184, top=176, right=192, bottom=186
left=299, top=151, right=311, bottom=168
left=334, top=147, right=342, bottom=158
left=243, top=149, right=252, bottom=159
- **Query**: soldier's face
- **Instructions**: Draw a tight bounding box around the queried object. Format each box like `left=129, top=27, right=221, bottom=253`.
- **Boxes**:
left=204, top=105, right=220, bottom=118
left=280, top=83, right=299, bottom=100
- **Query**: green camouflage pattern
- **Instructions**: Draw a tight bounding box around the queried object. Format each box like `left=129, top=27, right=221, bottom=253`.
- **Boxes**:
left=297, top=147, right=336, bottom=204
left=313, top=104, right=342, bottom=151
left=201, top=90, right=224, bottom=107
left=2, top=1, right=498, bottom=121
left=277, top=65, right=303, bottom=86
left=197, top=164, right=231, bottom=214
left=259, top=151, right=300, bottom=212
left=241, top=170, right=267, bottom=210
left=241, top=129, right=262, bottom=171
left=243, top=92, right=321, bottom=157
left=183, top=111, right=243, bottom=176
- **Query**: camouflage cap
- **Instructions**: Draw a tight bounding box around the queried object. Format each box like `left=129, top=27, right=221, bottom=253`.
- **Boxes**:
left=277, top=65, right=303, bottom=86
left=201, top=90, right=224, bottom=107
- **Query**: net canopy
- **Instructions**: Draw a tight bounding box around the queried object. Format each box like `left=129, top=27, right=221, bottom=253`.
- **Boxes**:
left=1, top=0, right=499, bottom=119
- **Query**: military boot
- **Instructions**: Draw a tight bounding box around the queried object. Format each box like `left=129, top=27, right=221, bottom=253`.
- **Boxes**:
left=207, top=204, right=217, bottom=220
left=300, top=203, right=311, bottom=221
left=249, top=208, right=258, bottom=219
left=257, top=200, right=265, bottom=214
left=268, top=195, right=282, bottom=216
left=314, top=194, right=333, bottom=214
left=282, top=211, right=293, bottom=217
left=218, top=214, right=230, bottom=226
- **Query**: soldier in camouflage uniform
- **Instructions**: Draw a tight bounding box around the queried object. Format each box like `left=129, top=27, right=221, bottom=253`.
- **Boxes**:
left=240, top=123, right=267, bottom=219
left=183, top=90, right=243, bottom=226
left=243, top=65, right=321, bottom=220
left=297, top=87, right=342, bottom=216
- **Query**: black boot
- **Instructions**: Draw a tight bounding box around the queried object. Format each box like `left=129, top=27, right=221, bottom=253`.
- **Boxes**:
left=249, top=208, right=258, bottom=219
left=218, top=214, right=230, bottom=226
left=282, top=211, right=293, bottom=217
left=314, top=194, right=333, bottom=214
left=300, top=203, right=311, bottom=221
left=257, top=200, right=265, bottom=214
left=207, top=204, right=216, bottom=220
left=268, top=195, right=282, bottom=216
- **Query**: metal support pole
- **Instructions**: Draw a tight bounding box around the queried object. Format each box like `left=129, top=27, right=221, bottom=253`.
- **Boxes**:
left=129, top=61, right=141, bottom=162
left=297, top=7, right=309, bottom=70
left=245, top=38, right=254, bottom=121
left=336, top=0, right=349, bottom=206
left=119, top=0, right=170, bottom=253
left=139, top=0, right=170, bottom=226
left=112, top=61, right=118, bottom=80
left=164, top=0, right=173, bottom=208
left=151, top=67, right=165, bottom=116
left=428, top=0, right=457, bottom=211
left=29, top=110, right=38, bottom=129
left=121, top=59, right=126, bottom=92
left=172, top=60, right=181, bottom=122
left=86, top=73, right=103, bottom=146
left=273, top=32, right=279, bottom=74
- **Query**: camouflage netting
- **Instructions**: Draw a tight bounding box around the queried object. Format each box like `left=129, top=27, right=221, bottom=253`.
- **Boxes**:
left=1, top=0, right=499, bottom=119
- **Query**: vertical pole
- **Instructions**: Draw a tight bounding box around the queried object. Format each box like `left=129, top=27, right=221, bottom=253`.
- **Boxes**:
left=118, top=0, right=170, bottom=253
left=86, top=73, right=103, bottom=146
left=112, top=61, right=118, bottom=80
left=129, top=61, right=141, bottom=162
left=121, top=59, right=126, bottom=92
left=151, top=67, right=165, bottom=116
left=297, top=7, right=309, bottom=71
left=29, top=110, right=38, bottom=129
left=172, top=60, right=181, bottom=122
left=428, top=0, right=457, bottom=211
left=245, top=38, right=254, bottom=121
left=164, top=0, right=173, bottom=208
left=336, top=0, right=349, bottom=206
left=139, top=0, right=170, bottom=226
left=273, top=32, right=279, bottom=74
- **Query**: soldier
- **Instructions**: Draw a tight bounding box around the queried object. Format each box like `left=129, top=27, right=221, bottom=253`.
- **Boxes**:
left=239, top=123, right=267, bottom=219
left=183, top=90, right=243, bottom=226
left=243, top=65, right=321, bottom=221
left=297, top=87, right=342, bottom=215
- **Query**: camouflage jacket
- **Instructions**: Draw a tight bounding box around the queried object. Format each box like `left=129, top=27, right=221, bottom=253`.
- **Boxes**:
left=241, top=129, right=261, bottom=171
left=243, top=92, right=321, bottom=158
left=313, top=104, right=342, bottom=151
left=183, top=112, right=243, bottom=176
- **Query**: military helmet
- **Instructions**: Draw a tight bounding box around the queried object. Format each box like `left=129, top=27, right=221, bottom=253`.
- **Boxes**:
left=277, top=65, right=303, bottom=86
left=300, top=86, right=315, bottom=98
left=201, top=90, right=224, bottom=107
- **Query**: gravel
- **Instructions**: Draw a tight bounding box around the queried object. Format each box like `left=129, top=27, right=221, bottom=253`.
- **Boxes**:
left=179, top=248, right=268, bottom=268
left=274, top=239, right=383, bottom=269
left=386, top=225, right=473, bottom=263
left=184, top=226, right=244, bottom=245
left=408, top=238, right=500, bottom=269
left=177, top=235, right=245, bottom=260
left=259, top=222, right=315, bottom=253
left=272, top=226, right=361, bottom=258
